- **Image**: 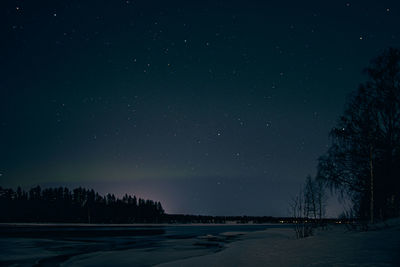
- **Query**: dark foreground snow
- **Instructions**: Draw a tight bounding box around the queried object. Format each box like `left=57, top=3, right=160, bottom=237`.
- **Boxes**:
left=158, top=219, right=400, bottom=267
left=1, top=221, right=399, bottom=266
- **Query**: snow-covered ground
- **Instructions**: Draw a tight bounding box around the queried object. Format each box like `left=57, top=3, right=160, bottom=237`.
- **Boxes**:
left=1, top=221, right=399, bottom=266
left=158, top=220, right=400, bottom=267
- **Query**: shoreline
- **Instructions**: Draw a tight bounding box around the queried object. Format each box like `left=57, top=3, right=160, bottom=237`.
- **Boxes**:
left=0, top=222, right=290, bottom=227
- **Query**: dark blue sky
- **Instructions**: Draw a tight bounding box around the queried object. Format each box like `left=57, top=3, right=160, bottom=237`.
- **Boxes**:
left=1, top=1, right=399, bottom=216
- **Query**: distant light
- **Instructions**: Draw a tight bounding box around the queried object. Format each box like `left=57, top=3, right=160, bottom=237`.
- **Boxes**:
left=359, top=36, right=363, bottom=40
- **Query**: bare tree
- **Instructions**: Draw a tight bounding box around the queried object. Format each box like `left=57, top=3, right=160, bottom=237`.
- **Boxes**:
left=318, top=48, right=400, bottom=222
left=304, top=175, right=317, bottom=220
left=314, top=178, right=326, bottom=221
left=290, top=176, right=325, bottom=239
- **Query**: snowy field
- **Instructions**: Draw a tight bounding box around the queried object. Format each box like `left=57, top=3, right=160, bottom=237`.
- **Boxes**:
left=159, top=219, right=400, bottom=267
left=1, top=221, right=399, bottom=266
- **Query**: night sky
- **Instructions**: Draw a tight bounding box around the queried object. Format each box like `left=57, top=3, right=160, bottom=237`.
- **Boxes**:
left=2, top=1, right=399, bottom=216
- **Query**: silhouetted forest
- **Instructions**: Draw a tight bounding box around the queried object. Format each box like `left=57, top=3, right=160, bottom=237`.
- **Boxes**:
left=0, top=185, right=341, bottom=224
left=0, top=186, right=164, bottom=223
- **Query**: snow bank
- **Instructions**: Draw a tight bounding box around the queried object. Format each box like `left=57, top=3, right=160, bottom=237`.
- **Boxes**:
left=157, top=223, right=400, bottom=267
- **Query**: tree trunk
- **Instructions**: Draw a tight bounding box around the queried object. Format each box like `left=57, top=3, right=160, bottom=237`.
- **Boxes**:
left=370, top=145, right=374, bottom=224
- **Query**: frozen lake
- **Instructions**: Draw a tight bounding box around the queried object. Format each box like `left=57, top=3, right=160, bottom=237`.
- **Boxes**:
left=0, top=223, right=292, bottom=266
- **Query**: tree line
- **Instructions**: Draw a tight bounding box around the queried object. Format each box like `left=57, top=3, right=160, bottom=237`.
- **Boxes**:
left=162, top=214, right=337, bottom=224
left=0, top=186, right=164, bottom=223
left=0, top=185, right=342, bottom=224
